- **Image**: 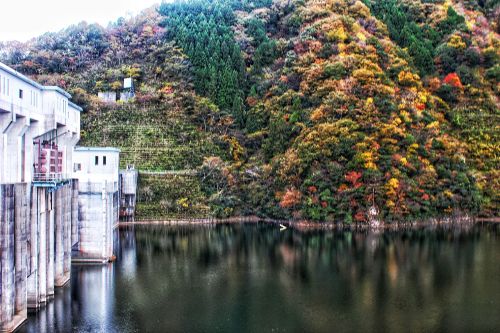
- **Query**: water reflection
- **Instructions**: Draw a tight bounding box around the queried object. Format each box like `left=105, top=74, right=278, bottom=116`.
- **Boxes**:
left=21, top=223, right=500, bottom=333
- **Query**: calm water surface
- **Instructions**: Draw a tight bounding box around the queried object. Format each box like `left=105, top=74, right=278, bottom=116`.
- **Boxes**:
left=21, top=223, right=499, bottom=332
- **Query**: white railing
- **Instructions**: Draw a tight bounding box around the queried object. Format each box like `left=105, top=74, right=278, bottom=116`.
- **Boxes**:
left=33, top=173, right=71, bottom=183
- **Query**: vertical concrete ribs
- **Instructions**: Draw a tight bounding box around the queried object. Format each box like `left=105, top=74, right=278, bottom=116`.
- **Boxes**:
left=0, top=184, right=27, bottom=333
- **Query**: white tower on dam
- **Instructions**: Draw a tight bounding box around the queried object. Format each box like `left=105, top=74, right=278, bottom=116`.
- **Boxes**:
left=0, top=62, right=121, bottom=332
left=72, top=147, right=120, bottom=262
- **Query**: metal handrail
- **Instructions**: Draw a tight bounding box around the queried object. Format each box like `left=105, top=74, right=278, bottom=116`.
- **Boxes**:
left=33, top=173, right=70, bottom=182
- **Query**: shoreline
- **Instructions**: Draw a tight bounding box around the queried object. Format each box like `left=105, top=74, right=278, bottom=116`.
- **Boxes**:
left=119, top=215, right=499, bottom=231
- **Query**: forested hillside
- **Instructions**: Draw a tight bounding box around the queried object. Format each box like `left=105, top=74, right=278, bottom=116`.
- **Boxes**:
left=1, top=0, right=498, bottom=222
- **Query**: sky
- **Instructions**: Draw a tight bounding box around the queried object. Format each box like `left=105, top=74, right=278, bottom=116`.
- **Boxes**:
left=0, top=0, right=163, bottom=42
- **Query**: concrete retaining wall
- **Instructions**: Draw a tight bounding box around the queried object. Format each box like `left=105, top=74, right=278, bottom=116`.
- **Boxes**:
left=97, top=91, right=117, bottom=103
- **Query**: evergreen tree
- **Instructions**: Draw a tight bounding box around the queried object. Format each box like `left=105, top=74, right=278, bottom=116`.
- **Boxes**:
left=159, top=0, right=246, bottom=124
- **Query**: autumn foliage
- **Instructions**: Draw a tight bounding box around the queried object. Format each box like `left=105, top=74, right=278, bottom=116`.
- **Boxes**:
left=280, top=189, right=302, bottom=209
left=443, top=73, right=463, bottom=88
left=1, top=0, right=497, bottom=221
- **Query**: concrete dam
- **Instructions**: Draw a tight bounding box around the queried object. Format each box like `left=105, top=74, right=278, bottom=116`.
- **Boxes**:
left=0, top=62, right=137, bottom=332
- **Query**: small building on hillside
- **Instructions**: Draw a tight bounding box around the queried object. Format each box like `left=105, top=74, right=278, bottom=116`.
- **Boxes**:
left=97, top=91, right=117, bottom=103
left=97, top=78, right=135, bottom=103
left=72, top=147, right=120, bottom=262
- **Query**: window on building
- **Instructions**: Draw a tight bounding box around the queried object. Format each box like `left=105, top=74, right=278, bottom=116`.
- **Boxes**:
left=19, top=89, right=23, bottom=99
left=73, top=163, right=82, bottom=172
left=95, top=156, right=99, bottom=165
left=103, top=156, right=107, bottom=166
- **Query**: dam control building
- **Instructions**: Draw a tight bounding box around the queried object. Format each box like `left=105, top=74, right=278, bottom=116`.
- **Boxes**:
left=0, top=62, right=126, bottom=332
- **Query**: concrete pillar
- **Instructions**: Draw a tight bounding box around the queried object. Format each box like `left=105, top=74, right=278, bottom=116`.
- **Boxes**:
left=63, top=183, right=72, bottom=284
left=71, top=180, right=79, bottom=249
left=104, top=183, right=115, bottom=260
left=27, top=187, right=40, bottom=308
left=28, top=187, right=54, bottom=308
left=55, top=183, right=71, bottom=287
left=106, top=187, right=113, bottom=258
left=46, top=191, right=55, bottom=298
left=0, top=184, right=16, bottom=331
left=54, top=189, right=65, bottom=287
left=38, top=190, right=47, bottom=305
left=14, top=184, right=27, bottom=317
left=0, top=184, right=28, bottom=332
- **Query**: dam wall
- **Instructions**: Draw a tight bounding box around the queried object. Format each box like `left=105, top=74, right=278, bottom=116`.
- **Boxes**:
left=0, top=181, right=77, bottom=332
left=0, top=61, right=131, bottom=332
left=0, top=175, right=127, bottom=331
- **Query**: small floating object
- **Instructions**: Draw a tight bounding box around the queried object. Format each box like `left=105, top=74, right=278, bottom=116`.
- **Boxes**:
left=280, top=224, right=287, bottom=231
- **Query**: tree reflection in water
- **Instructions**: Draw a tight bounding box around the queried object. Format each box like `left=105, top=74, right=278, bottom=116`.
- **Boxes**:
left=21, top=223, right=499, bottom=333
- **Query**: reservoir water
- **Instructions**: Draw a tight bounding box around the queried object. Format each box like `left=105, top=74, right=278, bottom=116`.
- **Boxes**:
left=21, top=222, right=499, bottom=332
